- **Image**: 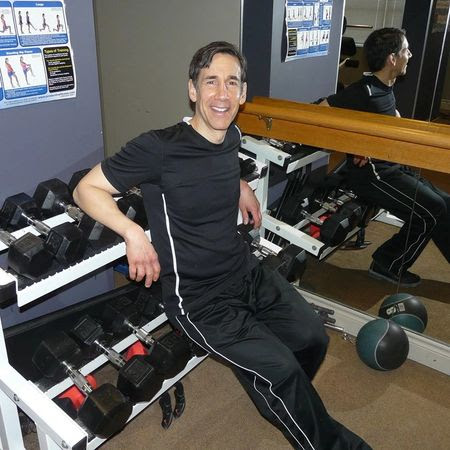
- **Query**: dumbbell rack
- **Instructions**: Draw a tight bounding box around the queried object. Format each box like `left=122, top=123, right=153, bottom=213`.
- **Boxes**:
left=241, top=135, right=362, bottom=260
left=0, top=164, right=267, bottom=449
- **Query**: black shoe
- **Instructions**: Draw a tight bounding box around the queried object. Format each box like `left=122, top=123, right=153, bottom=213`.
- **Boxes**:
left=368, top=262, right=421, bottom=287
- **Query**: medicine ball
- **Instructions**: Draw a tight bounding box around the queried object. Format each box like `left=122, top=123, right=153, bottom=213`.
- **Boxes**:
left=356, top=319, right=409, bottom=371
left=378, top=293, right=428, bottom=333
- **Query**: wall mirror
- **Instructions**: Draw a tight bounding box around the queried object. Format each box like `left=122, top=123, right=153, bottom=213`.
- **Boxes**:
left=298, top=0, right=450, bottom=345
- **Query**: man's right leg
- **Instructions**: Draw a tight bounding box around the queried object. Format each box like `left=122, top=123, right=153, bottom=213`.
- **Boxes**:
left=173, top=282, right=370, bottom=450
left=348, top=165, right=444, bottom=283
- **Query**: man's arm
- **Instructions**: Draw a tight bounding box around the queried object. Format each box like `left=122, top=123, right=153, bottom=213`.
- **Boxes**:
left=239, top=179, right=262, bottom=228
left=73, top=164, right=160, bottom=287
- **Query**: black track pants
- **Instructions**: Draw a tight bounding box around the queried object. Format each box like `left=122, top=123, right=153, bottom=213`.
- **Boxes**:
left=172, top=264, right=371, bottom=449
left=347, top=163, right=450, bottom=274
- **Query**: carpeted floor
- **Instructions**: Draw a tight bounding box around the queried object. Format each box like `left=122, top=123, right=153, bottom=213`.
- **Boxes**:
left=83, top=331, right=450, bottom=449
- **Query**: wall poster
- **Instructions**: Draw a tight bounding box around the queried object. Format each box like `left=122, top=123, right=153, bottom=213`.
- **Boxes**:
left=0, top=0, right=75, bottom=109
left=284, top=0, right=333, bottom=62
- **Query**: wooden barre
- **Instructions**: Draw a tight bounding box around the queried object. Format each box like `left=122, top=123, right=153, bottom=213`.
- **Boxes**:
left=236, top=97, right=450, bottom=174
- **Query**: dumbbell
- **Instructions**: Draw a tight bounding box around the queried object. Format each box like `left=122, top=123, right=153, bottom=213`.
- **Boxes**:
left=316, top=198, right=363, bottom=230
left=117, top=192, right=148, bottom=229
left=71, top=315, right=164, bottom=403
left=0, top=193, right=86, bottom=264
left=33, top=178, right=117, bottom=244
left=300, top=210, right=350, bottom=246
left=32, top=331, right=132, bottom=439
left=102, top=297, right=191, bottom=378
left=67, top=169, right=90, bottom=196
left=134, top=283, right=165, bottom=320
left=338, top=201, right=363, bottom=229
left=237, top=224, right=307, bottom=282
left=0, top=228, right=53, bottom=278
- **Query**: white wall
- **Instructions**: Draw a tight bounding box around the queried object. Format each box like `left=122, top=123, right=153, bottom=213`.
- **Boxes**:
left=94, top=0, right=241, bottom=156
left=344, top=0, right=406, bottom=45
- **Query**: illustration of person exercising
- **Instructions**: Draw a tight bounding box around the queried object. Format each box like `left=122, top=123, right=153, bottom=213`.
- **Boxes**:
left=18, top=11, right=24, bottom=34
left=53, top=14, right=63, bottom=32
left=39, top=13, right=50, bottom=32
left=20, top=56, right=34, bottom=84
left=0, top=14, right=12, bottom=34
left=26, top=11, right=36, bottom=33
left=5, top=58, right=20, bottom=88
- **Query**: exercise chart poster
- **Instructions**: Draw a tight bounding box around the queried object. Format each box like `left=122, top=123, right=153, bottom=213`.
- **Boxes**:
left=284, top=0, right=333, bottom=62
left=0, top=1, right=76, bottom=110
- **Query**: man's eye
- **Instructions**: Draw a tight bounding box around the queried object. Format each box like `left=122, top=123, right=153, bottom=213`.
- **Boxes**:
left=227, top=80, right=240, bottom=88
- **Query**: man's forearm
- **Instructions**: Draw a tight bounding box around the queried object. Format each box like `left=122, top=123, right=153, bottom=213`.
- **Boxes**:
left=72, top=167, right=143, bottom=242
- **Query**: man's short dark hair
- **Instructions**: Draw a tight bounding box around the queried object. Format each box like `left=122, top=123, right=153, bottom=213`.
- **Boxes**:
left=364, top=28, right=406, bottom=72
left=189, top=41, right=247, bottom=86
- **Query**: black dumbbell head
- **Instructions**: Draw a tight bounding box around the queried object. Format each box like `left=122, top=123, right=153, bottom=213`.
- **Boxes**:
left=135, top=284, right=165, bottom=320
left=339, top=201, right=363, bottom=228
left=8, top=232, right=53, bottom=279
left=320, top=213, right=350, bottom=246
left=117, top=193, right=148, bottom=228
left=45, top=222, right=86, bottom=264
left=1, top=193, right=42, bottom=229
left=78, top=382, right=132, bottom=439
left=32, top=331, right=84, bottom=379
left=72, top=315, right=105, bottom=346
left=102, top=298, right=142, bottom=334
left=68, top=169, right=91, bottom=195
left=277, top=245, right=307, bottom=282
left=117, top=355, right=164, bottom=403
left=33, top=179, right=72, bottom=217
left=150, top=331, right=191, bottom=379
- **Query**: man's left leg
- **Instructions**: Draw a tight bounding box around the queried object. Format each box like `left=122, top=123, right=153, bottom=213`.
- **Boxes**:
left=251, top=264, right=329, bottom=380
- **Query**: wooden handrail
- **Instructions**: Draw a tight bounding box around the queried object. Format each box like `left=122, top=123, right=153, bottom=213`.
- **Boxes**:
left=236, top=97, right=450, bottom=173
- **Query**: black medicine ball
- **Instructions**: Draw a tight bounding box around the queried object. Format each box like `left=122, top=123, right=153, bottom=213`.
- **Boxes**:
left=379, top=293, right=428, bottom=333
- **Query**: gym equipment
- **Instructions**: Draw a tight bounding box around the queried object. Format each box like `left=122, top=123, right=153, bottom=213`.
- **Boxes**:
left=239, top=156, right=258, bottom=182
left=67, top=169, right=90, bottom=195
left=0, top=228, right=53, bottom=278
left=300, top=209, right=351, bottom=247
left=134, top=283, right=165, bottom=320
left=117, top=192, right=148, bottom=229
left=237, top=223, right=307, bottom=282
left=0, top=193, right=86, bottom=264
left=378, top=293, right=428, bottom=333
left=356, top=319, right=409, bottom=371
left=32, top=331, right=132, bottom=438
left=33, top=178, right=117, bottom=243
left=102, top=297, right=191, bottom=378
left=71, top=315, right=164, bottom=402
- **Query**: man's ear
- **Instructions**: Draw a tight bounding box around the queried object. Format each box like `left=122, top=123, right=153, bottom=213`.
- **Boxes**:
left=239, top=82, right=247, bottom=105
left=387, top=53, right=396, bottom=67
left=188, top=79, right=197, bottom=103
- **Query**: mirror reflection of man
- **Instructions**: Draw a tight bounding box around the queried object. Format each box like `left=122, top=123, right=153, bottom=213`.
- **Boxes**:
left=321, top=28, right=450, bottom=287
left=73, top=41, right=371, bottom=450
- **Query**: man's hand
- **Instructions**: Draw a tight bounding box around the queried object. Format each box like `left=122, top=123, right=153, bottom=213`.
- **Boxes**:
left=123, top=224, right=160, bottom=287
left=352, top=156, right=369, bottom=167
left=239, top=180, right=262, bottom=228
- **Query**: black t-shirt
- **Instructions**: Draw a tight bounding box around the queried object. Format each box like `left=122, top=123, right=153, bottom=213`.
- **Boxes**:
left=102, top=121, right=252, bottom=316
left=327, top=74, right=396, bottom=116
left=327, top=74, right=399, bottom=172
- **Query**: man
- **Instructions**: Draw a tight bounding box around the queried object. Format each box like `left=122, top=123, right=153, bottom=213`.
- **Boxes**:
left=321, top=28, right=449, bottom=287
left=74, top=41, right=370, bottom=449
